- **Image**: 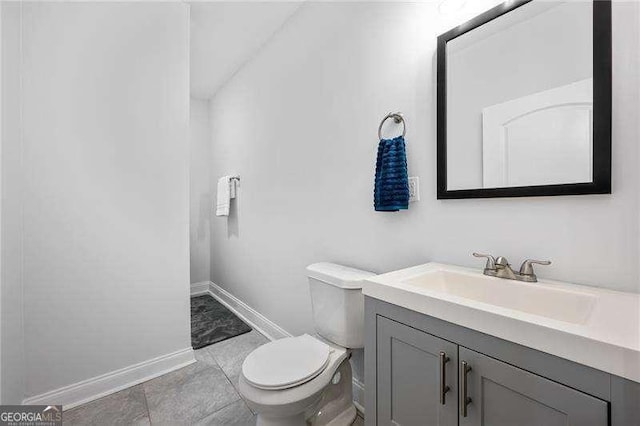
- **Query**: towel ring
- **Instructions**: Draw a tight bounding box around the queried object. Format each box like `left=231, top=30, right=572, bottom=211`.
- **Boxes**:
left=378, top=112, right=406, bottom=140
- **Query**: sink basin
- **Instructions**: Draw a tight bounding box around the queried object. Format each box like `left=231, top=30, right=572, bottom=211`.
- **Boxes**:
left=402, top=269, right=596, bottom=325
left=363, top=262, right=640, bottom=383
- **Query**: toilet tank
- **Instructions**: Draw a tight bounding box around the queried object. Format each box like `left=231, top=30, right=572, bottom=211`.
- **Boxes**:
left=306, top=263, right=376, bottom=349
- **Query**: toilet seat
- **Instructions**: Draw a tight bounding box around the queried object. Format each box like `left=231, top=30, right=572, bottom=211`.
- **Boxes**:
left=242, top=334, right=333, bottom=390
left=239, top=337, right=351, bottom=422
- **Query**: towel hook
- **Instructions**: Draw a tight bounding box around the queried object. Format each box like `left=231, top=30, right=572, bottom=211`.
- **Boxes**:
left=378, top=112, right=406, bottom=140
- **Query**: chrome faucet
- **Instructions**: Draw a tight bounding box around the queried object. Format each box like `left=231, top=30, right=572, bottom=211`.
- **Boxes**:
left=473, top=253, right=551, bottom=283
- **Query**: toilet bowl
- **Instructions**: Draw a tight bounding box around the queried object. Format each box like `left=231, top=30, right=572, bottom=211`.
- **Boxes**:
left=238, top=263, right=375, bottom=426
left=239, top=335, right=353, bottom=426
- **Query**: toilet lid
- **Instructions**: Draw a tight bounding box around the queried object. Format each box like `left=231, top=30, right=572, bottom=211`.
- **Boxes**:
left=242, top=334, right=333, bottom=390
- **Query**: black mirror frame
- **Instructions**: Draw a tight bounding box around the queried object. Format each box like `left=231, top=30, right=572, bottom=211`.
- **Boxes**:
left=436, top=0, right=611, bottom=199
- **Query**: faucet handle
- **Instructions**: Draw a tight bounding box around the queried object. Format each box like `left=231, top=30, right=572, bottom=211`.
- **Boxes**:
left=473, top=253, right=496, bottom=271
left=519, top=259, right=551, bottom=276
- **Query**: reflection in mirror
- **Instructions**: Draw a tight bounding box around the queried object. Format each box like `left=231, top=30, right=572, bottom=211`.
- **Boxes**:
left=445, top=1, right=593, bottom=191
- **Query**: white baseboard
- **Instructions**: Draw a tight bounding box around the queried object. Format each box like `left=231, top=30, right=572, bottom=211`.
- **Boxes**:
left=192, top=281, right=291, bottom=341
left=191, top=281, right=365, bottom=415
left=190, top=281, right=210, bottom=296
left=23, top=347, right=196, bottom=410
left=23, top=282, right=361, bottom=412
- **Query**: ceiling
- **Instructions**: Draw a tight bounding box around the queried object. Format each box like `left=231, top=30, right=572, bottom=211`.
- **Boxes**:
left=190, top=2, right=302, bottom=100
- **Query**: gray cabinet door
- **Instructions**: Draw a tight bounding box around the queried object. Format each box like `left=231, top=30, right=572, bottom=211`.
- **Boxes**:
left=377, top=316, right=458, bottom=426
left=458, top=347, right=608, bottom=426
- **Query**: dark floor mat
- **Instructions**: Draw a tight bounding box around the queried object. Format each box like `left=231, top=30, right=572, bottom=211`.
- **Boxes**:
left=190, top=295, right=252, bottom=349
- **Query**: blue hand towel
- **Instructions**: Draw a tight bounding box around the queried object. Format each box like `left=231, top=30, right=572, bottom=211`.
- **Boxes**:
left=374, top=136, right=410, bottom=211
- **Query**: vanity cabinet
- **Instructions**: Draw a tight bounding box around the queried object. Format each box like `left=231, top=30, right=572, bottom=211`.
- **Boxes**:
left=377, top=316, right=458, bottom=425
left=365, top=297, right=637, bottom=426
left=459, top=347, right=607, bottom=426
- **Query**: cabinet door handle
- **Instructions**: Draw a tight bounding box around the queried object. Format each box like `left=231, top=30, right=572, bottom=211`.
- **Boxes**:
left=460, top=361, right=472, bottom=417
left=439, top=351, right=450, bottom=405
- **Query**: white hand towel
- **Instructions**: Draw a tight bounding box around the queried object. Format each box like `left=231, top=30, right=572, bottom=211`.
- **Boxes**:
left=216, top=176, right=232, bottom=216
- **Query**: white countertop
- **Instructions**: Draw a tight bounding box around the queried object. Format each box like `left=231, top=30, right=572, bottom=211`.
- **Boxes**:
left=363, top=262, right=640, bottom=383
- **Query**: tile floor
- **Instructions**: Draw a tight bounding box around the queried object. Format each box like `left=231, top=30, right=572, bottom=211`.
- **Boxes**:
left=63, top=330, right=364, bottom=425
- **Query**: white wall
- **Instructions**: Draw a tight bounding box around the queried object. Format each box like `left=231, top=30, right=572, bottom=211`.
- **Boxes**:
left=208, top=1, right=640, bottom=388
left=1, top=1, right=25, bottom=404
left=190, top=2, right=301, bottom=99
left=190, top=98, right=211, bottom=284
left=13, top=2, right=191, bottom=399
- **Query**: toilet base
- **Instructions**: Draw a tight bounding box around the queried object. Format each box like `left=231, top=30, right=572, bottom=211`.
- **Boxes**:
left=256, top=412, right=306, bottom=426
left=255, top=404, right=356, bottom=426
left=323, top=404, right=357, bottom=426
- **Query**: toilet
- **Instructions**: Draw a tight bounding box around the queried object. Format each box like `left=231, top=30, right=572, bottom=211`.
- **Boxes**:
left=238, top=263, right=375, bottom=426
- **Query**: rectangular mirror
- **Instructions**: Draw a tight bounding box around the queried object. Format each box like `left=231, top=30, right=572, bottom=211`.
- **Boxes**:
left=437, top=0, right=611, bottom=199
